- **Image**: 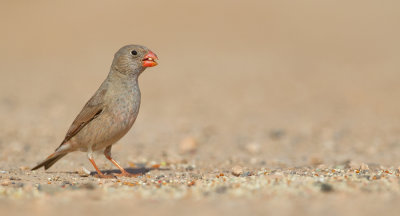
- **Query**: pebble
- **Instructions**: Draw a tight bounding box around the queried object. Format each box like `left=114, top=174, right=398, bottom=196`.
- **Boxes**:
left=215, top=186, right=228, bottom=194
left=79, top=183, right=96, bottom=190
left=19, top=166, right=30, bottom=171
left=9, top=176, right=21, bottom=181
left=245, top=142, right=261, bottom=154
left=62, top=181, right=72, bottom=186
left=185, top=165, right=195, bottom=171
left=179, top=137, right=198, bottom=154
left=346, top=160, right=360, bottom=169
left=269, top=129, right=286, bottom=140
left=38, top=184, right=61, bottom=195
left=78, top=167, right=91, bottom=177
left=309, top=157, right=323, bottom=166
left=15, top=182, right=24, bottom=188
left=232, top=166, right=243, bottom=177
left=189, top=173, right=202, bottom=179
left=241, top=171, right=252, bottom=177
left=1, top=179, right=11, bottom=186
left=360, top=163, right=369, bottom=171
left=320, top=183, right=334, bottom=192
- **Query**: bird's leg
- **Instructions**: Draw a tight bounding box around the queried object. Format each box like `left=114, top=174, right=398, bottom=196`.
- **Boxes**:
left=104, top=146, right=135, bottom=177
left=87, top=151, right=114, bottom=178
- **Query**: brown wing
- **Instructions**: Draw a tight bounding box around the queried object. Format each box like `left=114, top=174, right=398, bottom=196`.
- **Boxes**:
left=58, top=88, right=107, bottom=147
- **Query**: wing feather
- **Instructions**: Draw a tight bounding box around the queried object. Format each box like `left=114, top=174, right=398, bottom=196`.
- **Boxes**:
left=58, top=88, right=107, bottom=147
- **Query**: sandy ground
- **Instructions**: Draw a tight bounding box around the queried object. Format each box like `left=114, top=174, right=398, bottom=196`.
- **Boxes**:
left=1, top=1, right=400, bottom=215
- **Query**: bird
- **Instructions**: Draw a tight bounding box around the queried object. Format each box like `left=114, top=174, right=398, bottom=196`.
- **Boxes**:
left=31, top=45, right=158, bottom=178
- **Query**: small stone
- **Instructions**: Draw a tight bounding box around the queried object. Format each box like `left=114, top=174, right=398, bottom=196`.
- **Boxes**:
left=269, top=129, right=286, bottom=140
left=245, top=142, right=261, bottom=154
left=360, top=163, right=369, bottom=171
left=15, top=182, right=24, bottom=188
left=309, top=157, right=323, bottom=166
left=19, top=166, right=30, bottom=171
left=189, top=173, right=202, bottom=179
left=187, top=180, right=196, bottom=187
left=346, top=160, right=360, bottom=170
left=371, top=175, right=381, bottom=180
left=1, top=179, right=11, bottom=186
left=179, top=137, right=198, bottom=154
left=215, top=186, right=227, bottom=194
left=9, top=176, right=21, bottom=181
left=78, top=167, right=91, bottom=177
left=250, top=158, right=258, bottom=165
left=185, top=164, right=195, bottom=171
left=62, top=181, right=71, bottom=186
left=241, top=171, right=252, bottom=177
left=320, top=183, right=334, bottom=192
left=232, top=165, right=243, bottom=177
left=79, top=183, right=96, bottom=190
left=38, top=184, right=61, bottom=195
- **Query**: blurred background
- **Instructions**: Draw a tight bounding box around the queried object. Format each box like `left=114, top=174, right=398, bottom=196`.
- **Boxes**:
left=2, top=1, right=400, bottom=216
left=1, top=0, right=400, bottom=170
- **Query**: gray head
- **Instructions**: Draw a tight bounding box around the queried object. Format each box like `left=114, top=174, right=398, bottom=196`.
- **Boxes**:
left=111, top=44, right=158, bottom=76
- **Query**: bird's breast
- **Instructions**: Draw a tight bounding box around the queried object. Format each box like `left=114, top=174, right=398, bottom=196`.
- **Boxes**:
left=76, top=81, right=141, bottom=151
left=109, top=89, right=141, bottom=129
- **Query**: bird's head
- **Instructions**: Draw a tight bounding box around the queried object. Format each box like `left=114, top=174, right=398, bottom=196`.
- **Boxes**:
left=111, top=44, right=158, bottom=76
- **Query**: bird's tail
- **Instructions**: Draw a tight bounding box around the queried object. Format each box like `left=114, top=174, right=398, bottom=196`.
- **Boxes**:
left=31, top=152, right=68, bottom=170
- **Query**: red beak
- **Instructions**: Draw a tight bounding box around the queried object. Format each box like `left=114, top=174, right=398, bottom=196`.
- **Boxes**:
left=142, top=51, right=158, bottom=67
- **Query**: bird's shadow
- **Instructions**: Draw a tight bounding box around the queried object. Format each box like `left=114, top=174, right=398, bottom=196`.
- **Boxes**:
left=97, top=167, right=151, bottom=176
left=93, top=166, right=170, bottom=176
left=51, top=166, right=169, bottom=177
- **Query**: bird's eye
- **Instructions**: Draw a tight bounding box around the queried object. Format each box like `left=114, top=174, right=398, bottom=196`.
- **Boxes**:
left=131, top=50, right=137, bottom=55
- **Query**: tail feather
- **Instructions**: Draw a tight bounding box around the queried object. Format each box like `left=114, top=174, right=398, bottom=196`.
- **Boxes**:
left=31, top=153, right=68, bottom=171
